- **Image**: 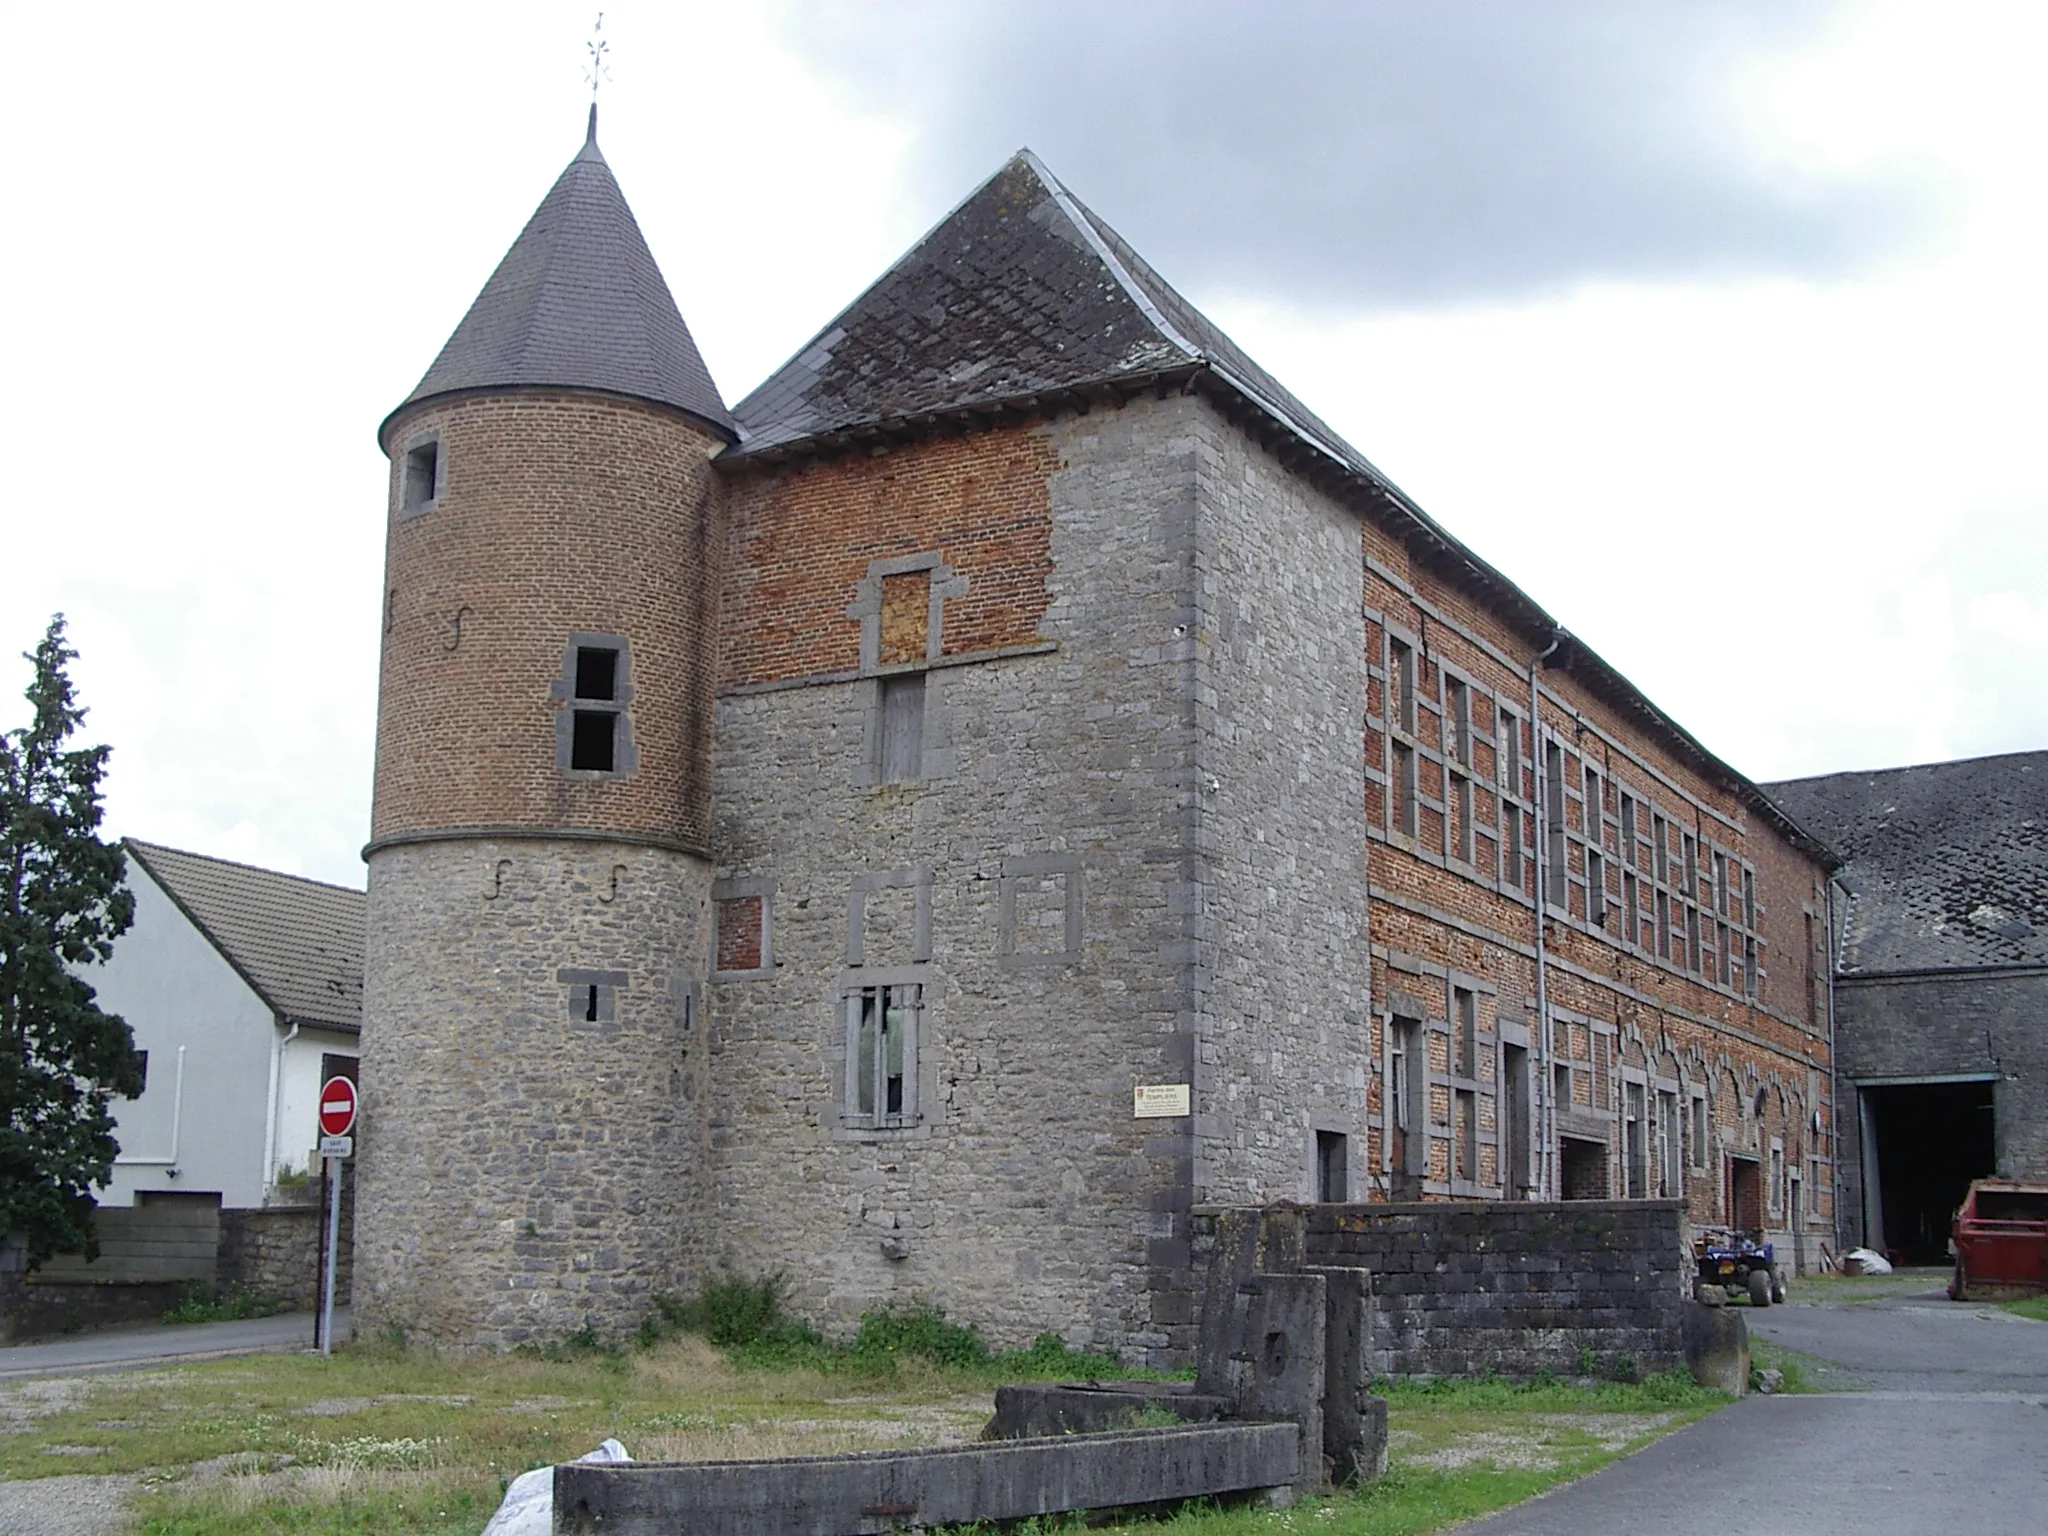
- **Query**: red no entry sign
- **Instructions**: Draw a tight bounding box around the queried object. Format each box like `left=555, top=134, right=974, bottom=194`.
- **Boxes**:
left=318, top=1076, right=358, bottom=1138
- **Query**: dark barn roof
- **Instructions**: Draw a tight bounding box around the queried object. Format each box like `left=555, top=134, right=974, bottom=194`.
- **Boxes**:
left=126, top=840, right=366, bottom=1032
left=1764, top=751, right=2048, bottom=973
left=729, top=151, right=1834, bottom=867
left=383, top=107, right=733, bottom=447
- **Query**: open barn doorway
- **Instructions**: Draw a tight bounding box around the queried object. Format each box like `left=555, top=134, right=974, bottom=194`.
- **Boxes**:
left=1861, top=1079, right=1997, bottom=1263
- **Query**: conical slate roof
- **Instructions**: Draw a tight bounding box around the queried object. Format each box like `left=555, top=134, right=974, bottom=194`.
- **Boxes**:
left=730, top=149, right=1388, bottom=491
left=384, top=108, right=733, bottom=445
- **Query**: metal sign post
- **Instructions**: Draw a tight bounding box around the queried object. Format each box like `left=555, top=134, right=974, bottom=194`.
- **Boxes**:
left=315, top=1076, right=359, bottom=1357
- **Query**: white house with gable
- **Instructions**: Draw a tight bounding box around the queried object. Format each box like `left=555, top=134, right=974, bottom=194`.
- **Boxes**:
left=87, top=840, right=365, bottom=1210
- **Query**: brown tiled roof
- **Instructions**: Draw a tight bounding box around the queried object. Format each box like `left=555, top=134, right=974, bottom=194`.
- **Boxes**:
left=382, top=107, right=733, bottom=447
left=1764, top=751, right=2048, bottom=974
left=125, top=840, right=365, bottom=1031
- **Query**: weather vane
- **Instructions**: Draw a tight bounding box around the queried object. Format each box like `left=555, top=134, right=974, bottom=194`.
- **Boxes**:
left=584, top=12, right=611, bottom=101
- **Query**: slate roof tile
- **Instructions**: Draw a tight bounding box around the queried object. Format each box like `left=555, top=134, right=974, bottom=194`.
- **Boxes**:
left=1763, top=751, right=2048, bottom=973
left=125, top=840, right=365, bottom=1031
left=384, top=108, right=733, bottom=445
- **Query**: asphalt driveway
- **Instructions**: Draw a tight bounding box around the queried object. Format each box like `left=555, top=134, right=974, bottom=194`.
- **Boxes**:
left=0, top=1308, right=348, bottom=1382
left=1456, top=1282, right=2048, bottom=1534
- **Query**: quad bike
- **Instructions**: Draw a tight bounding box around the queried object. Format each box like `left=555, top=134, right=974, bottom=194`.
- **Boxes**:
left=1695, top=1230, right=1786, bottom=1305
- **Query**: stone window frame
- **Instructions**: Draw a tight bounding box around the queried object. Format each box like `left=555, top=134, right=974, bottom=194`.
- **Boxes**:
left=396, top=428, right=444, bottom=521
left=711, top=876, right=776, bottom=980
left=847, top=552, right=966, bottom=790
left=831, top=963, right=941, bottom=1141
left=1309, top=1123, right=1353, bottom=1204
left=997, top=854, right=1084, bottom=968
left=549, top=633, right=639, bottom=781
left=557, top=967, right=626, bottom=1024
left=847, top=866, right=932, bottom=967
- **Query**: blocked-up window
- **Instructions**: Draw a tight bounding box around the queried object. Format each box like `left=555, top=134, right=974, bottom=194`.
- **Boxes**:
left=1624, top=1080, right=1648, bottom=1197
left=1454, top=986, right=1477, bottom=1077
left=1316, top=1130, right=1349, bottom=1203
left=717, top=897, right=764, bottom=973
left=1445, top=677, right=1471, bottom=766
left=1389, top=638, right=1417, bottom=734
left=878, top=571, right=932, bottom=666
left=1691, top=1092, right=1709, bottom=1167
left=846, top=982, right=920, bottom=1128
left=878, top=673, right=925, bottom=784
left=1393, top=742, right=1418, bottom=837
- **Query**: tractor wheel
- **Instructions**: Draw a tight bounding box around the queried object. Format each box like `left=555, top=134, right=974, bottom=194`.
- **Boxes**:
left=1747, top=1269, right=1773, bottom=1307
left=1769, top=1265, right=1788, bottom=1304
left=1950, top=1259, right=1969, bottom=1302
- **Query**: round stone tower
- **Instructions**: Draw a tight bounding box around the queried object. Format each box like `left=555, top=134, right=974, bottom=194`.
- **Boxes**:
left=356, top=109, right=734, bottom=1348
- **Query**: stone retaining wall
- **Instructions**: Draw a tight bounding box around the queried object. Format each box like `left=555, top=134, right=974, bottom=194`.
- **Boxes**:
left=219, top=1181, right=354, bottom=1312
left=1197, top=1200, right=1692, bottom=1380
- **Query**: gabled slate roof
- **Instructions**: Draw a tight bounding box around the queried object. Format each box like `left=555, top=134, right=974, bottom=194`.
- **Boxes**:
left=125, top=840, right=365, bottom=1031
left=730, top=149, right=1383, bottom=485
left=1764, top=752, right=2048, bottom=973
left=383, top=107, right=733, bottom=447
left=729, top=150, right=1835, bottom=867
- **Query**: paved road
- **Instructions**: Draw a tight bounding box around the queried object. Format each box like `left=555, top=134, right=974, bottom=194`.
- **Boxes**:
left=0, top=1308, right=350, bottom=1381
left=1458, top=1284, right=2048, bottom=1534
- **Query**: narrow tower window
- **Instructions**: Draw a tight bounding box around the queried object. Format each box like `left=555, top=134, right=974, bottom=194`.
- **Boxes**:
left=401, top=439, right=439, bottom=514
left=552, top=635, right=636, bottom=779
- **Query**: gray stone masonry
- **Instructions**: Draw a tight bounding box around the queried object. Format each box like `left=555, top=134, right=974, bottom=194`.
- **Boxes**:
left=355, top=840, right=712, bottom=1349
left=1196, top=1200, right=1693, bottom=1380
left=707, top=391, right=1379, bottom=1367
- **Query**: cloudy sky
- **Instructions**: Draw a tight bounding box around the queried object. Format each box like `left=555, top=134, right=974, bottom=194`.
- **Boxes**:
left=2, top=1, right=2042, bottom=888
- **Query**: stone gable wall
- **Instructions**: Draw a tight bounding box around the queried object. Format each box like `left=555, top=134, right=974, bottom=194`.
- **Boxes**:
left=705, top=397, right=1204, bottom=1364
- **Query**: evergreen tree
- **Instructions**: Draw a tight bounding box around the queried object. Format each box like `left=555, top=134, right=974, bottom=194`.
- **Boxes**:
left=0, top=616, right=141, bottom=1268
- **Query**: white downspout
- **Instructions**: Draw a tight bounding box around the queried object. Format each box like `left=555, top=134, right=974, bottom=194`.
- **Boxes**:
left=262, top=1018, right=299, bottom=1197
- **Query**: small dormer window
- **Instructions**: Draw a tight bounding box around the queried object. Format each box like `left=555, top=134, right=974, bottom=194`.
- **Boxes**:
left=401, top=439, right=440, bottom=515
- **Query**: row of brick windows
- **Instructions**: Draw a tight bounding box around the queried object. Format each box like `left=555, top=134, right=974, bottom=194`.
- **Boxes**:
left=1378, top=630, right=1767, bottom=1004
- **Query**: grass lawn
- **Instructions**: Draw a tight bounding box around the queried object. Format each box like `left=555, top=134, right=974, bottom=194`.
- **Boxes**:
left=0, top=1328, right=1728, bottom=1536
left=1787, top=1266, right=1948, bottom=1305
left=1999, top=1296, right=2048, bottom=1322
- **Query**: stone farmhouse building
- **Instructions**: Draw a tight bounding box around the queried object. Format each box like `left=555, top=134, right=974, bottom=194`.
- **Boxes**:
left=357, top=113, right=1841, bottom=1361
left=1767, top=751, right=2047, bottom=1263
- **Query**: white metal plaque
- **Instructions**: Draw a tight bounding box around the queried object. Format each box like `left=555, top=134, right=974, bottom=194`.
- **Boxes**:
left=318, top=1135, right=354, bottom=1160
left=1132, top=1083, right=1191, bottom=1119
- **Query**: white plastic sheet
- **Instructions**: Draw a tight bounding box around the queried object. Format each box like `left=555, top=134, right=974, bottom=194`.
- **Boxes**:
left=482, top=1438, right=631, bottom=1536
left=1845, top=1247, right=1894, bottom=1274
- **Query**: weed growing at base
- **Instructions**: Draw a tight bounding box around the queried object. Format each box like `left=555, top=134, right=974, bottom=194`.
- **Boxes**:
left=651, top=1273, right=1140, bottom=1381
left=160, top=1284, right=284, bottom=1326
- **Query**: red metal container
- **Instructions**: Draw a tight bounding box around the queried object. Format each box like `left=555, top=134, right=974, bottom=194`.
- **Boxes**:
left=1949, top=1179, right=2048, bottom=1301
